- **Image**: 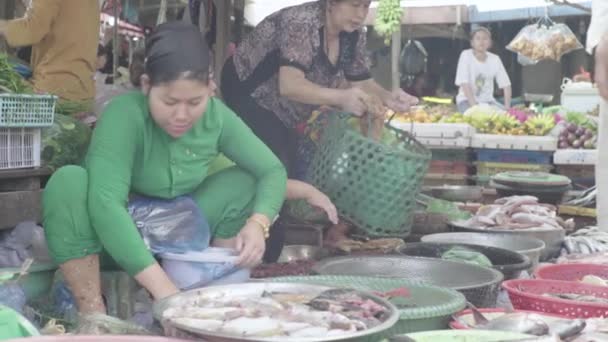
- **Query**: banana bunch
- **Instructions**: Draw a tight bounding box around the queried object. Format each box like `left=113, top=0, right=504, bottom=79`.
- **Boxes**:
left=374, top=0, right=403, bottom=45
left=525, top=113, right=556, bottom=136
left=466, top=113, right=526, bottom=135
left=440, top=113, right=466, bottom=124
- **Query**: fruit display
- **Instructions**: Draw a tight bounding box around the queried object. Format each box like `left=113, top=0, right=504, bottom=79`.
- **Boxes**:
left=388, top=104, right=462, bottom=124
left=464, top=105, right=556, bottom=136
left=558, top=123, right=597, bottom=149
left=374, top=0, right=403, bottom=45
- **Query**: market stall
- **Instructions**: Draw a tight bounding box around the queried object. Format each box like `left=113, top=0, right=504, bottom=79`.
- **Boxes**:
left=2, top=1, right=608, bottom=342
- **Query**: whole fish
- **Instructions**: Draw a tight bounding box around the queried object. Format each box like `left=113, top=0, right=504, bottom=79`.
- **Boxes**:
left=546, top=318, right=586, bottom=339
left=467, top=306, right=549, bottom=336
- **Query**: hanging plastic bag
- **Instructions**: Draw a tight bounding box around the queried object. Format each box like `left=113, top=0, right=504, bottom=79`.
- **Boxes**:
left=127, top=195, right=210, bottom=255
left=507, top=19, right=582, bottom=62
left=400, top=40, right=427, bottom=84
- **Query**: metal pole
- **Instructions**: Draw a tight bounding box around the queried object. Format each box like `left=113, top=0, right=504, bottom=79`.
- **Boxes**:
left=391, top=26, right=402, bottom=91
left=112, top=3, right=119, bottom=80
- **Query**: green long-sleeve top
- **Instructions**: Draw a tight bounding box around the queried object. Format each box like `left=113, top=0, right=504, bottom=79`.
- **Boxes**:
left=85, top=92, right=287, bottom=276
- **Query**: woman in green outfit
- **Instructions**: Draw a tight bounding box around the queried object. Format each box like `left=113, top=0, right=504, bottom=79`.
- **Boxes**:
left=42, top=22, right=288, bottom=314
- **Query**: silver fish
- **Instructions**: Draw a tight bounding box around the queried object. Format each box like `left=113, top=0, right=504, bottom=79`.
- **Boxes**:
left=546, top=318, right=586, bottom=339
left=468, top=306, right=549, bottom=336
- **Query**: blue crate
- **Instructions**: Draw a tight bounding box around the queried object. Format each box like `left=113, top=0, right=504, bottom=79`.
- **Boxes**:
left=475, top=149, right=552, bottom=164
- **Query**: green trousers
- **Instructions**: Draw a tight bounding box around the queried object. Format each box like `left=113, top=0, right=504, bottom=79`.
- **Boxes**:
left=42, top=165, right=257, bottom=274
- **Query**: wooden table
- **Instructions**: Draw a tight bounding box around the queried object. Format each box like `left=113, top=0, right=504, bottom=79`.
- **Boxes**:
left=0, top=167, right=52, bottom=230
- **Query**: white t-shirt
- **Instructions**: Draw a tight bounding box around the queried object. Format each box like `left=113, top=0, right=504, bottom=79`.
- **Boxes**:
left=455, top=49, right=511, bottom=105
left=587, top=0, right=608, bottom=53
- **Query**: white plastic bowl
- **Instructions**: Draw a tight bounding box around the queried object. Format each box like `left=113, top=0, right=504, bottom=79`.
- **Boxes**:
left=160, top=248, right=250, bottom=290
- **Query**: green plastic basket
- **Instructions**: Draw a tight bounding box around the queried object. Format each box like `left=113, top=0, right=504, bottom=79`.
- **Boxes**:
left=307, top=114, right=431, bottom=238
left=268, top=275, right=466, bottom=339
left=0, top=305, right=40, bottom=339
left=0, top=94, right=56, bottom=127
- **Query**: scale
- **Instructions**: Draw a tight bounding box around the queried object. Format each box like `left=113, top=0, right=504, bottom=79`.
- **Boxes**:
left=524, top=93, right=554, bottom=112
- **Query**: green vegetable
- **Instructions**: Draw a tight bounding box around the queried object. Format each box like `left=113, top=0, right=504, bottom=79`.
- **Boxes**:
left=566, top=111, right=598, bottom=133
left=441, top=247, right=493, bottom=268
left=55, top=99, right=92, bottom=116
left=41, top=114, right=92, bottom=170
left=0, top=53, right=31, bottom=94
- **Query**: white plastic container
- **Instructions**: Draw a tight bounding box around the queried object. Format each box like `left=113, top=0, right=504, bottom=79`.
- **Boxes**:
left=561, top=87, right=601, bottom=113
left=160, top=248, right=250, bottom=290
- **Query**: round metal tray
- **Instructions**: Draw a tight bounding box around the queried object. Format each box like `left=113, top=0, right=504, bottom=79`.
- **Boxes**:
left=153, top=282, right=399, bottom=342
left=449, top=221, right=564, bottom=261
left=312, top=256, right=503, bottom=307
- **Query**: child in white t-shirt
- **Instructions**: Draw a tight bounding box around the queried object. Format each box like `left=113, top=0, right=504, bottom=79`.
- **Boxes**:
left=455, top=27, right=512, bottom=113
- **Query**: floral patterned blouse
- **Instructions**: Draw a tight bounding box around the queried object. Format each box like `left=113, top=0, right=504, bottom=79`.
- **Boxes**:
left=232, top=0, right=372, bottom=129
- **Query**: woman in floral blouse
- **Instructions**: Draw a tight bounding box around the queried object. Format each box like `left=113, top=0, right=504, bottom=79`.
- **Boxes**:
left=221, top=0, right=417, bottom=180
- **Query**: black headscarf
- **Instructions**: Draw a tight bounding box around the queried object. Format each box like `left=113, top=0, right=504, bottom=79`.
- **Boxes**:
left=145, top=21, right=210, bottom=83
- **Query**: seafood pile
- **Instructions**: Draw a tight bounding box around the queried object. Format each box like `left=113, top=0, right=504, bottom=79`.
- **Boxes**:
left=458, top=196, right=574, bottom=231
left=562, top=227, right=608, bottom=256
left=252, top=260, right=315, bottom=278
left=162, top=288, right=391, bottom=339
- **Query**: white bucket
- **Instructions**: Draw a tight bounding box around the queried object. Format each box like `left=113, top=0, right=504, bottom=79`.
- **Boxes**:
left=160, top=248, right=250, bottom=290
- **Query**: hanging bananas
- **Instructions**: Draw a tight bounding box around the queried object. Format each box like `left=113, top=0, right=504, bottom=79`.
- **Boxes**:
left=374, top=0, right=403, bottom=45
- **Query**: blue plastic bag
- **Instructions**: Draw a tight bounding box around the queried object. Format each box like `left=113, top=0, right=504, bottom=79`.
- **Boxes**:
left=127, top=195, right=210, bottom=254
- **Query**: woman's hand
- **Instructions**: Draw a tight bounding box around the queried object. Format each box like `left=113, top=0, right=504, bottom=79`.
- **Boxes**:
left=235, top=216, right=267, bottom=268
left=306, top=188, right=339, bottom=225
left=384, top=89, right=419, bottom=113
left=339, top=87, right=368, bottom=116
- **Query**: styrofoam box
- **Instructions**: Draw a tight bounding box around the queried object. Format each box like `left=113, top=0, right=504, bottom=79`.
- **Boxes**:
left=390, top=122, right=475, bottom=138
left=414, top=137, right=471, bottom=148
left=472, top=134, right=557, bottom=151
left=553, top=149, right=597, bottom=165
left=389, top=122, right=473, bottom=148
left=561, top=87, right=601, bottom=113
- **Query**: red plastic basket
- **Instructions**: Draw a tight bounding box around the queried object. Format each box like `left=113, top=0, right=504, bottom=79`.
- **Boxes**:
left=535, top=263, right=608, bottom=282
left=503, top=279, right=608, bottom=318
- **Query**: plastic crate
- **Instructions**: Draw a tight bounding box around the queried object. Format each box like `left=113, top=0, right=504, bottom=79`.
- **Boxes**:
left=0, top=128, right=41, bottom=170
left=0, top=94, right=56, bottom=127
left=475, top=149, right=552, bottom=164
left=475, top=162, right=553, bottom=176
left=428, top=160, right=471, bottom=175
left=555, top=165, right=595, bottom=186
left=472, top=134, right=557, bottom=151
left=553, top=149, right=597, bottom=165
left=431, top=149, right=472, bottom=162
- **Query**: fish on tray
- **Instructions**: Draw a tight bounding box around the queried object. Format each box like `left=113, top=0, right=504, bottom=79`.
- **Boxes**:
left=162, top=288, right=389, bottom=338
left=461, top=306, right=586, bottom=339
left=458, top=196, right=575, bottom=231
